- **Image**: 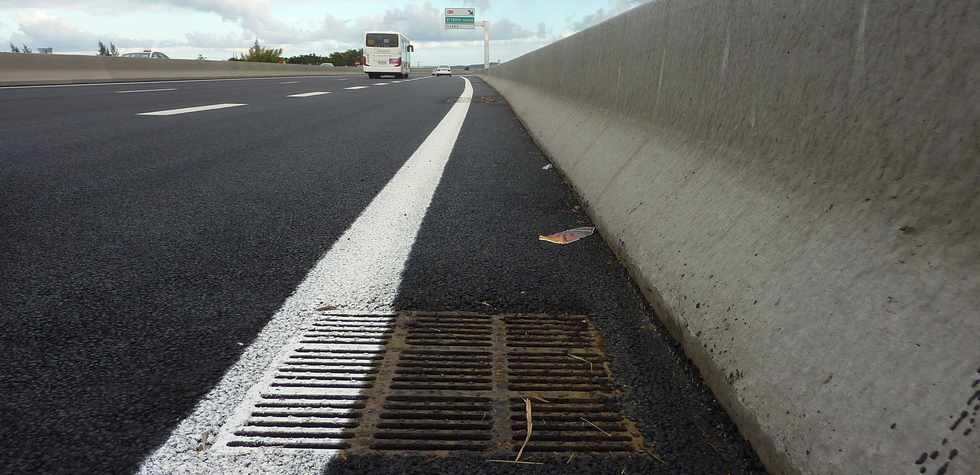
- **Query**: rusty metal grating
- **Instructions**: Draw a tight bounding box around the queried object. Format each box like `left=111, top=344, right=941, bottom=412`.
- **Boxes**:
left=218, top=312, right=647, bottom=458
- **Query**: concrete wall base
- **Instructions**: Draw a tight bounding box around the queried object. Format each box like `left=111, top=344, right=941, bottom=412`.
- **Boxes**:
left=484, top=0, right=979, bottom=473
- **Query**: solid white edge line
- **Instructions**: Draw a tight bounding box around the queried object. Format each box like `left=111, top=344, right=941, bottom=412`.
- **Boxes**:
left=137, top=76, right=473, bottom=473
left=115, top=88, right=177, bottom=94
left=137, top=103, right=246, bottom=116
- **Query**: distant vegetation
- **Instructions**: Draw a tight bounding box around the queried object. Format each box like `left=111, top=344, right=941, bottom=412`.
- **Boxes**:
left=97, top=41, right=119, bottom=57
left=9, top=43, right=32, bottom=53
left=285, top=49, right=363, bottom=66
left=228, top=40, right=362, bottom=66
left=229, top=40, right=283, bottom=63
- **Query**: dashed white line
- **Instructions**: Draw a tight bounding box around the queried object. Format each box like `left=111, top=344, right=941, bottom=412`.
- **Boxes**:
left=344, top=86, right=370, bottom=90
left=0, top=75, right=360, bottom=90
left=286, top=91, right=332, bottom=98
left=279, top=81, right=300, bottom=85
left=137, top=103, right=246, bottom=116
left=115, top=88, right=177, bottom=94
left=372, top=82, right=390, bottom=86
left=138, top=77, right=474, bottom=473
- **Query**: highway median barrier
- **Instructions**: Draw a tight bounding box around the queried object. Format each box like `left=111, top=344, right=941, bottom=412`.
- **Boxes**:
left=482, top=0, right=978, bottom=473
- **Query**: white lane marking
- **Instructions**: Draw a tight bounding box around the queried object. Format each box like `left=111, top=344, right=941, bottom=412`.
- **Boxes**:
left=345, top=86, right=370, bottom=90
left=137, top=77, right=473, bottom=472
left=286, top=91, right=332, bottom=98
left=0, top=75, right=361, bottom=90
left=372, top=82, right=389, bottom=86
left=115, top=88, right=176, bottom=94
left=137, top=103, right=246, bottom=116
left=279, top=81, right=300, bottom=84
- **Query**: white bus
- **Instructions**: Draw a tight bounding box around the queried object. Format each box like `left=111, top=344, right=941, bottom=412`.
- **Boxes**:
left=363, top=31, right=413, bottom=79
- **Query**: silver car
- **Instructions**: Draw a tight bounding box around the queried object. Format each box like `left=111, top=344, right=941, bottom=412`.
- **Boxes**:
left=432, top=66, right=451, bottom=76
left=122, top=50, right=170, bottom=59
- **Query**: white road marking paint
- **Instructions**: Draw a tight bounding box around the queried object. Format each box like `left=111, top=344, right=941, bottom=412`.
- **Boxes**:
left=279, top=81, right=300, bottom=84
left=137, top=103, right=246, bottom=116
left=0, top=75, right=360, bottom=90
left=372, top=82, right=390, bottom=86
left=115, top=88, right=176, bottom=94
left=286, top=91, right=332, bottom=98
left=138, top=76, right=473, bottom=473
left=344, top=86, right=370, bottom=90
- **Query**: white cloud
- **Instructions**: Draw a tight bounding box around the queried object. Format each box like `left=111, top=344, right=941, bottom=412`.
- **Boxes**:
left=4, top=1, right=541, bottom=59
left=462, top=0, right=491, bottom=11
left=569, top=0, right=652, bottom=32
left=9, top=10, right=155, bottom=51
left=183, top=30, right=248, bottom=49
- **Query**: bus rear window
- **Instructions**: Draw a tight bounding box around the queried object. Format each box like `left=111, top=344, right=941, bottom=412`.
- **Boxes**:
left=366, top=33, right=399, bottom=47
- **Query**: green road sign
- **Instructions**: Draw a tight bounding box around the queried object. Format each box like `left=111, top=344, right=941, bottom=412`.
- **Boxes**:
left=446, top=16, right=475, bottom=24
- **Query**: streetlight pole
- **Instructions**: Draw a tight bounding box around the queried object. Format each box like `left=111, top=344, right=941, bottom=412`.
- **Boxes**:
left=477, top=21, right=490, bottom=70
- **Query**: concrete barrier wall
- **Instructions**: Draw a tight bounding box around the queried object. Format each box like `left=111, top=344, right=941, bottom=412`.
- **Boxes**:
left=485, top=0, right=978, bottom=473
left=0, top=53, right=361, bottom=86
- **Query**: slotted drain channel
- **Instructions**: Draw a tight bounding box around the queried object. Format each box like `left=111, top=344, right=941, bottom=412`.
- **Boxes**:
left=218, top=312, right=647, bottom=458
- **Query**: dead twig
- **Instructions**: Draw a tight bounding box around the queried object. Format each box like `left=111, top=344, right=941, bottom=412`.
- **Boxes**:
left=580, top=417, right=612, bottom=437
left=531, top=396, right=551, bottom=403
left=566, top=453, right=575, bottom=464
left=515, top=398, right=533, bottom=462
left=488, top=460, right=544, bottom=465
left=567, top=353, right=593, bottom=371
left=644, top=448, right=666, bottom=464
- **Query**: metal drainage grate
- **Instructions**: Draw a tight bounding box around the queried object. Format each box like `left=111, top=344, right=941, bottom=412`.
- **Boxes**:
left=222, top=313, right=394, bottom=450
left=218, top=312, right=647, bottom=458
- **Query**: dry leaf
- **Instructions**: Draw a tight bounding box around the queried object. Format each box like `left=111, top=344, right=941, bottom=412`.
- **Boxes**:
left=538, top=226, right=595, bottom=245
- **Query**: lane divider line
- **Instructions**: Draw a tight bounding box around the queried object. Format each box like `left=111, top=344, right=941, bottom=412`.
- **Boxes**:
left=0, top=75, right=361, bottom=90
left=137, top=103, right=246, bottom=116
left=344, top=86, right=370, bottom=90
left=286, top=91, right=332, bottom=98
left=115, top=88, right=177, bottom=94
left=138, top=76, right=474, bottom=472
left=372, top=83, right=390, bottom=86
left=279, top=81, right=300, bottom=85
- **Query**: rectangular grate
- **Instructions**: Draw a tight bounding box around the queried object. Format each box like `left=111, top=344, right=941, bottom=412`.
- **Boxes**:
left=220, top=314, right=393, bottom=450
left=216, top=312, right=647, bottom=459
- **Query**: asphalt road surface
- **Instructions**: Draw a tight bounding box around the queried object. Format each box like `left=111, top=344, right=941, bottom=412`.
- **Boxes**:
left=0, top=73, right=765, bottom=474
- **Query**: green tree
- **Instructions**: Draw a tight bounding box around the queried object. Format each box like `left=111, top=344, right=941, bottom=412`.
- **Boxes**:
left=326, top=49, right=363, bottom=67
left=285, top=53, right=329, bottom=65
left=97, top=41, right=110, bottom=56
left=10, top=43, right=20, bottom=53
left=232, top=39, right=282, bottom=63
left=109, top=43, right=119, bottom=57
left=22, top=44, right=32, bottom=54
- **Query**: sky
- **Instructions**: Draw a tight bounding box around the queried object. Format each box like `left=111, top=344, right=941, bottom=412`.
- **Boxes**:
left=0, top=0, right=651, bottom=65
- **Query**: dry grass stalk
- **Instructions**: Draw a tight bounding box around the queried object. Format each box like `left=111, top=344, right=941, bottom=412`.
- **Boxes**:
left=514, top=398, right=533, bottom=462
left=488, top=460, right=544, bottom=465
left=567, top=353, right=593, bottom=371
left=580, top=417, right=612, bottom=437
